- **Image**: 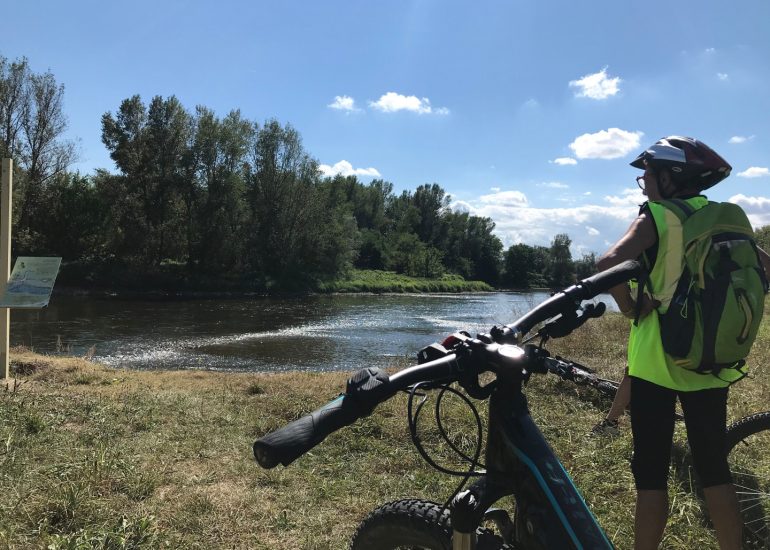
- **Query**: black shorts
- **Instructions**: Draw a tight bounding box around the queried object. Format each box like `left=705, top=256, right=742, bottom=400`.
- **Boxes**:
left=629, top=376, right=731, bottom=490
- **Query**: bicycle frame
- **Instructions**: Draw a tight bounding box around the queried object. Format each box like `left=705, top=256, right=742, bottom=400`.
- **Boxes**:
left=452, top=374, right=614, bottom=549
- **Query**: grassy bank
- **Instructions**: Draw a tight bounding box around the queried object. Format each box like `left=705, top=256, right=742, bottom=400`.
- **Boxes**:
left=317, top=269, right=493, bottom=293
left=1, top=312, right=768, bottom=549
left=57, top=263, right=493, bottom=295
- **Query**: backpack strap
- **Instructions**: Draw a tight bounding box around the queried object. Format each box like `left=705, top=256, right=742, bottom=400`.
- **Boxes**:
left=656, top=198, right=696, bottom=221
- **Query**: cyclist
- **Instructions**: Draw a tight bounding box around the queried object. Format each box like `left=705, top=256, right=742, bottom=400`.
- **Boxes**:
left=596, top=136, right=770, bottom=550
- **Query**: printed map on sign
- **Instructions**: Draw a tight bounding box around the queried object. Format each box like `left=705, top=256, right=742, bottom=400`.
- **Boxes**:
left=0, top=257, right=62, bottom=308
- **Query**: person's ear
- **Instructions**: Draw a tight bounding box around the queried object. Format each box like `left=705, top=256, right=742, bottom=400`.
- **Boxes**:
left=658, top=170, right=676, bottom=197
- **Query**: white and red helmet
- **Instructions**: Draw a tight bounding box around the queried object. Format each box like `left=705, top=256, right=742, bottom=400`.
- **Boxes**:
left=630, top=136, right=732, bottom=191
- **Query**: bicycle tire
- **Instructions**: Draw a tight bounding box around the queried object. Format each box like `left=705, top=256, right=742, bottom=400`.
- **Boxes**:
left=349, top=498, right=513, bottom=550
left=725, top=411, right=770, bottom=549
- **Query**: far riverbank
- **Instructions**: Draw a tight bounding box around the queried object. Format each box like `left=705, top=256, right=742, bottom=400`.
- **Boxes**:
left=54, top=266, right=494, bottom=297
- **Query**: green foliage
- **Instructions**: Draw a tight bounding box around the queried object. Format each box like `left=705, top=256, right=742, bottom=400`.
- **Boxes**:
left=546, top=233, right=575, bottom=288
left=754, top=224, right=770, bottom=252
left=2, top=58, right=618, bottom=292
left=574, top=252, right=598, bottom=280
left=319, top=269, right=492, bottom=293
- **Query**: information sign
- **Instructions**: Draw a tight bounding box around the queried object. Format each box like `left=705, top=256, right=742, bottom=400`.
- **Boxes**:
left=0, top=256, right=62, bottom=308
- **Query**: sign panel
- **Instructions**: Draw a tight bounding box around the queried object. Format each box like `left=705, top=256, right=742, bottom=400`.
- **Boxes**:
left=0, top=256, right=62, bottom=308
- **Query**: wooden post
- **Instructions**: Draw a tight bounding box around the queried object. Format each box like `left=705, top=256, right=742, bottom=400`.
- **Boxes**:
left=1, top=158, right=11, bottom=380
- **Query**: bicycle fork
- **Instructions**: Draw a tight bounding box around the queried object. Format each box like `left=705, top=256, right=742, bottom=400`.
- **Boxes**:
left=450, top=486, right=515, bottom=550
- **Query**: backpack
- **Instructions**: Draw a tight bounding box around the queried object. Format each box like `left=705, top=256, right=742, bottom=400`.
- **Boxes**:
left=654, top=199, right=768, bottom=379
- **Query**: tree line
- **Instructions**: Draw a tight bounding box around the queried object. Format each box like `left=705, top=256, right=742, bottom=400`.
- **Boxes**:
left=1, top=54, right=600, bottom=291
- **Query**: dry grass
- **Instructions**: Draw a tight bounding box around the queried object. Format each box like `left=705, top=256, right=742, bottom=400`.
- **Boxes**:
left=1, top=309, right=768, bottom=549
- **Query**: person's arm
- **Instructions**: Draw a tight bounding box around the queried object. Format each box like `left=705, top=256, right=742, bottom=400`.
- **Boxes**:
left=597, top=210, right=659, bottom=319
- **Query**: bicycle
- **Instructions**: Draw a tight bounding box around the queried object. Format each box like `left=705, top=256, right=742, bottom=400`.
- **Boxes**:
left=254, top=260, right=770, bottom=549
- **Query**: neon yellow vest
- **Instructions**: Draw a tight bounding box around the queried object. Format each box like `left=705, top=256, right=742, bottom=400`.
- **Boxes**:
left=627, top=196, right=743, bottom=390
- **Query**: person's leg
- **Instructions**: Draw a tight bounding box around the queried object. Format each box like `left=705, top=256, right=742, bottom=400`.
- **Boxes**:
left=680, top=387, right=740, bottom=549
left=635, top=490, right=669, bottom=550
left=607, top=373, right=631, bottom=421
left=591, top=372, right=631, bottom=435
left=703, top=484, right=741, bottom=550
left=630, top=377, right=677, bottom=549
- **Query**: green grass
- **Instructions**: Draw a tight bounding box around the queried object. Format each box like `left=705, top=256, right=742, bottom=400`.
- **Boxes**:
left=317, top=269, right=493, bottom=293
left=1, top=310, right=768, bottom=549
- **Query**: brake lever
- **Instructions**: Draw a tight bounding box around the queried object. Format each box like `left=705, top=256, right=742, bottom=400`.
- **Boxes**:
left=540, top=301, right=606, bottom=339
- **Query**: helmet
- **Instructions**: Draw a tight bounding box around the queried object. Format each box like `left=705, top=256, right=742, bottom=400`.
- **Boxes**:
left=630, top=136, right=732, bottom=191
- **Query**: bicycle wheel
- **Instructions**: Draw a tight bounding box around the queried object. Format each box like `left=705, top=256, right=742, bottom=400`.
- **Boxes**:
left=726, top=412, right=770, bottom=549
left=349, top=498, right=511, bottom=550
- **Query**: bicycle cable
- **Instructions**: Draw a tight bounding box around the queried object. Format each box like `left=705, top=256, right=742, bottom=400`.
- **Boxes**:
left=406, top=381, right=487, bottom=521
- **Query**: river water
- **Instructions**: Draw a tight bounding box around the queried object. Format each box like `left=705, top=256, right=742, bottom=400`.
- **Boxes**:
left=10, top=292, right=615, bottom=373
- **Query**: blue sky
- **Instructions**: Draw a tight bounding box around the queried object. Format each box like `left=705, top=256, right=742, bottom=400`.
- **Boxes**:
left=3, top=0, right=769, bottom=256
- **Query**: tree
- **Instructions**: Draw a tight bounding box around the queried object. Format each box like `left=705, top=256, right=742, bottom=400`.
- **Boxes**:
left=574, top=252, right=598, bottom=280
left=465, top=216, right=503, bottom=285
left=528, top=245, right=550, bottom=288
left=190, top=107, right=253, bottom=272
left=412, top=183, right=449, bottom=243
left=503, top=243, right=535, bottom=288
left=0, top=55, right=76, bottom=253
left=102, top=95, right=193, bottom=265
left=754, top=225, right=770, bottom=253
left=246, top=119, right=354, bottom=281
left=546, top=233, right=574, bottom=288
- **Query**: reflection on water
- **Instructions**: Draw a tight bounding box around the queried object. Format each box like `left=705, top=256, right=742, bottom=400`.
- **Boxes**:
left=11, top=292, right=615, bottom=372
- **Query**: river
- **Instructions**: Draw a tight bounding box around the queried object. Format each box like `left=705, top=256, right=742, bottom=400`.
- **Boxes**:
left=10, top=292, right=615, bottom=372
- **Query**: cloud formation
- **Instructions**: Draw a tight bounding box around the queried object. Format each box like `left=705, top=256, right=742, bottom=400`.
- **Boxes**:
left=729, top=135, right=754, bottom=144
left=328, top=95, right=360, bottom=112
left=604, top=188, right=646, bottom=207
left=569, top=67, right=621, bottom=100
left=479, top=190, right=529, bottom=207
left=737, top=167, right=770, bottom=178
left=319, top=160, right=381, bottom=178
left=729, top=194, right=770, bottom=227
left=552, top=157, right=577, bottom=165
left=369, top=92, right=449, bottom=115
left=452, top=189, right=640, bottom=254
left=569, top=128, right=643, bottom=160
left=538, top=182, right=569, bottom=189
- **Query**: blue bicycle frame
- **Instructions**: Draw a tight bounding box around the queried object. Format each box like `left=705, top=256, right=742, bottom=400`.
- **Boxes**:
left=453, top=378, right=614, bottom=549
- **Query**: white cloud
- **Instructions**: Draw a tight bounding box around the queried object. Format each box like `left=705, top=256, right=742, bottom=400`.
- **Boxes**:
left=604, top=188, right=646, bottom=207
left=705, top=48, right=716, bottom=54
left=552, top=157, right=577, bottom=165
left=328, top=95, right=360, bottom=112
left=479, top=190, right=529, bottom=207
left=455, top=190, right=640, bottom=254
left=569, top=128, right=643, bottom=160
left=538, top=182, right=569, bottom=189
left=569, top=67, right=621, bottom=100
left=369, top=92, right=449, bottom=115
left=319, top=160, right=381, bottom=178
left=737, top=167, right=770, bottom=178
left=522, top=98, right=539, bottom=109
left=450, top=200, right=473, bottom=214
left=490, top=187, right=501, bottom=192
left=717, top=73, right=729, bottom=81
left=729, top=194, right=770, bottom=227
left=729, top=135, right=754, bottom=144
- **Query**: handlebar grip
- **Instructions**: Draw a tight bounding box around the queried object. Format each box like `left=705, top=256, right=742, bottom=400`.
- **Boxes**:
left=254, top=395, right=361, bottom=468
left=578, top=260, right=641, bottom=297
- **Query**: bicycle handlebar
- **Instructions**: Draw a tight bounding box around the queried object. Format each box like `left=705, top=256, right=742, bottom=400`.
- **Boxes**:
left=493, top=259, right=640, bottom=343
left=254, top=354, right=460, bottom=468
left=253, top=261, right=640, bottom=469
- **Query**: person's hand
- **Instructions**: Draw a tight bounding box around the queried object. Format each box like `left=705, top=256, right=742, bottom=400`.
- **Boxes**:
left=621, top=293, right=660, bottom=320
